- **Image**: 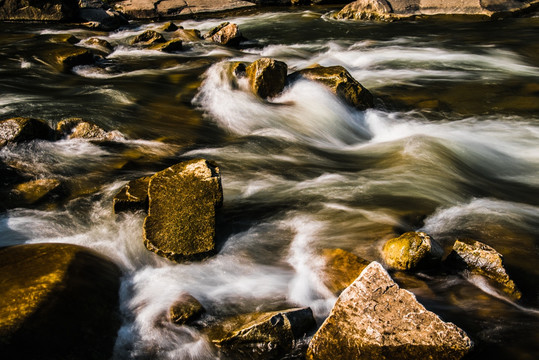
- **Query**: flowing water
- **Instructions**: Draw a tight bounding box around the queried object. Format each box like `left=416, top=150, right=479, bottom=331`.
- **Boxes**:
left=1, top=6, right=539, bottom=360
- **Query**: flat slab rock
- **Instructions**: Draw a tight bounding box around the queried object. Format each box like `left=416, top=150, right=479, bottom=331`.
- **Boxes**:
left=115, top=0, right=255, bottom=19
left=307, top=261, right=472, bottom=360
left=143, top=158, right=223, bottom=262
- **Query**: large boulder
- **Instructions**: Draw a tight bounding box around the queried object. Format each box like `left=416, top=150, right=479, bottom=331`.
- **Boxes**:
left=319, top=248, right=370, bottom=295
left=0, top=0, right=78, bottom=21
left=307, top=262, right=473, bottom=360
left=245, top=58, right=288, bottom=99
left=168, top=292, right=205, bottom=325
left=113, top=176, right=151, bottom=213
left=0, top=243, right=122, bottom=360
left=334, top=0, right=539, bottom=20
left=143, top=159, right=223, bottom=262
left=204, top=22, right=244, bottom=46
left=208, top=307, right=316, bottom=360
left=291, top=65, right=374, bottom=110
left=446, top=238, right=522, bottom=300
left=382, top=231, right=442, bottom=270
left=0, top=117, right=54, bottom=147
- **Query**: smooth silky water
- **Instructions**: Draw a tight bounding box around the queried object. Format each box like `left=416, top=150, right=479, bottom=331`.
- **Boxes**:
left=1, top=7, right=538, bottom=359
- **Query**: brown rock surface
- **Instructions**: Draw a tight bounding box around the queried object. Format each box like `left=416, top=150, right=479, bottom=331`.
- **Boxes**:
left=446, top=238, right=522, bottom=300
left=246, top=58, right=288, bottom=99
left=13, top=179, right=62, bottom=205
left=131, top=30, right=166, bottom=45
left=292, top=65, right=374, bottom=110
left=205, top=22, right=244, bottom=46
left=0, top=0, right=78, bottom=21
left=382, top=231, right=442, bottom=270
left=319, top=248, right=369, bottom=295
left=307, top=261, right=473, bottom=360
left=143, top=159, right=223, bottom=262
left=150, top=38, right=183, bottom=52
left=0, top=243, right=121, bottom=360
left=113, top=176, right=151, bottom=213
left=169, top=293, right=205, bottom=325
left=116, top=0, right=255, bottom=19
left=0, top=117, right=54, bottom=146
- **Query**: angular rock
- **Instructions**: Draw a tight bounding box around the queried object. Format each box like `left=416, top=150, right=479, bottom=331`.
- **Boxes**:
left=334, top=0, right=393, bottom=20
left=143, top=159, right=223, bottom=262
left=173, top=28, right=203, bottom=42
left=0, top=243, right=121, bottom=360
left=161, top=21, right=179, bottom=32
left=446, top=238, right=521, bottom=300
left=382, top=231, right=442, bottom=270
left=57, top=118, right=124, bottom=141
left=131, top=30, right=166, bottom=45
left=47, top=46, right=95, bottom=72
left=150, top=38, right=183, bottom=53
left=0, top=0, right=79, bottom=21
left=292, top=65, right=374, bottom=110
left=246, top=58, right=288, bottom=99
left=169, top=293, right=205, bottom=325
left=113, top=176, right=151, bottom=213
left=78, top=8, right=128, bottom=31
left=115, top=0, right=255, bottom=19
left=208, top=307, right=316, bottom=360
left=12, top=179, right=62, bottom=205
left=204, top=22, right=244, bottom=46
left=84, top=37, right=114, bottom=53
left=0, top=117, right=54, bottom=146
left=319, top=248, right=369, bottom=295
left=307, top=262, right=473, bottom=360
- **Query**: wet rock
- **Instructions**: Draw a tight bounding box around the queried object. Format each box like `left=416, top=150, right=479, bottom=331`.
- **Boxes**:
left=78, top=8, right=128, bottom=31
left=446, top=238, right=522, bottom=300
left=143, top=159, right=223, bottom=262
left=47, top=34, right=80, bottom=45
left=47, top=46, right=95, bottom=72
left=307, top=262, right=473, bottom=360
left=0, top=117, right=54, bottom=146
left=291, top=65, right=374, bottom=110
left=208, top=307, right=316, bottom=360
left=150, top=38, right=183, bottom=53
left=0, top=243, right=121, bottom=360
left=0, top=0, right=79, bottom=21
left=245, top=58, right=288, bottom=99
left=319, top=248, right=369, bottom=295
left=57, top=118, right=125, bottom=141
left=131, top=30, right=166, bottom=45
left=113, top=176, right=151, bottom=213
left=204, top=22, right=244, bottom=46
left=334, top=0, right=393, bottom=20
left=12, top=179, right=62, bottom=205
left=161, top=21, right=179, bottom=32
left=115, top=0, right=255, bottom=19
left=169, top=293, right=205, bottom=325
left=173, top=28, right=203, bottom=42
left=382, top=231, right=442, bottom=270
left=84, top=37, right=114, bottom=53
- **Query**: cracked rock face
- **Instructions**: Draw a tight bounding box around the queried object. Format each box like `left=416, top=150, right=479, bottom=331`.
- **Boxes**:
left=307, top=262, right=473, bottom=360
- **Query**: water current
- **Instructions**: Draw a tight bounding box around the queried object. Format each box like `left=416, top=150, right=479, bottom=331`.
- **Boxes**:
left=1, top=6, right=538, bottom=360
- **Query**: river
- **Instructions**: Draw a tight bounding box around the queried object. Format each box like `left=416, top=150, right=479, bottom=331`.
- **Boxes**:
left=1, top=6, right=538, bottom=360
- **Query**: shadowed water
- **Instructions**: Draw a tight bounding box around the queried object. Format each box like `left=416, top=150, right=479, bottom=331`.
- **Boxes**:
left=1, top=7, right=538, bottom=360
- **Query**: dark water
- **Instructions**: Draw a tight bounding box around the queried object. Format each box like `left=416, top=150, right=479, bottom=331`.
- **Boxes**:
left=1, top=7, right=538, bottom=360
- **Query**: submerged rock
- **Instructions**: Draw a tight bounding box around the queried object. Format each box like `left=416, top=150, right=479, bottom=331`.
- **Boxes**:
left=0, top=0, right=78, bottom=21
left=319, top=248, right=370, bottom=295
left=291, top=65, right=374, bottom=110
left=46, top=46, right=95, bottom=72
left=113, top=176, right=151, bottom=213
left=382, top=231, right=442, bottom=270
left=169, top=293, right=205, bottom=325
left=150, top=38, right=183, bottom=53
left=173, top=28, right=203, bottom=42
left=0, top=117, right=54, bottom=146
left=143, top=159, right=223, bottom=262
left=0, top=243, right=121, bottom=360
left=307, top=262, right=472, bottom=360
left=208, top=307, right=316, bottom=360
left=56, top=118, right=125, bottom=141
left=446, top=238, right=522, bottom=300
left=246, top=58, right=288, bottom=99
left=84, top=37, right=114, bottom=53
left=204, top=22, right=244, bottom=46
left=131, top=30, right=166, bottom=45
left=12, top=179, right=62, bottom=205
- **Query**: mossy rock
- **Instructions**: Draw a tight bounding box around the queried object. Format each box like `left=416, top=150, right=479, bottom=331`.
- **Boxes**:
left=319, top=248, right=370, bottom=295
left=161, top=21, right=179, bottom=32
left=207, top=307, right=316, bottom=360
left=446, top=238, right=522, bottom=300
left=169, top=293, right=205, bottom=325
left=382, top=231, right=443, bottom=270
left=291, top=65, right=374, bottom=110
left=142, top=159, right=223, bottom=262
left=0, top=243, right=121, bottom=360
left=0, top=117, right=54, bottom=146
left=113, top=176, right=151, bottom=213
left=246, top=58, right=288, bottom=99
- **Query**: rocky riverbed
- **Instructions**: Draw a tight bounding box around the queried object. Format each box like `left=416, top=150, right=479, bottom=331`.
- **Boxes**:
left=1, top=1, right=539, bottom=360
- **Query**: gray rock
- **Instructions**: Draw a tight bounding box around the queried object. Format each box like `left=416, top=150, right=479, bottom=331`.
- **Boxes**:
left=143, top=159, right=223, bottom=262
left=446, top=238, right=522, bottom=300
left=245, top=58, right=288, bottom=99
left=307, top=262, right=473, bottom=360
left=0, top=243, right=121, bottom=360
left=208, top=307, right=316, bottom=360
